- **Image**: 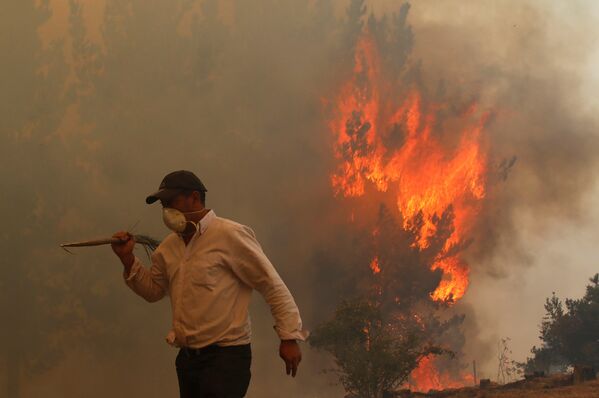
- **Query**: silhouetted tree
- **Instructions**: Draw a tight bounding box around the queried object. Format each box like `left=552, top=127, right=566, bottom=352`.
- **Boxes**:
left=0, top=1, right=160, bottom=395
left=0, top=1, right=73, bottom=396
left=524, top=274, right=599, bottom=373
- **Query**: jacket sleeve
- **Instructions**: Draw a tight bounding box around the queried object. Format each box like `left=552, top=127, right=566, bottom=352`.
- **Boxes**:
left=123, top=252, right=168, bottom=303
left=227, top=224, right=309, bottom=341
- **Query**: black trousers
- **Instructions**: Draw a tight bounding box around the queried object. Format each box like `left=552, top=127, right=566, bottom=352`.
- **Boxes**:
left=176, top=344, right=252, bottom=398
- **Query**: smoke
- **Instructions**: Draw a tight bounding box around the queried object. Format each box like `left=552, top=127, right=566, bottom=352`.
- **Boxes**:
left=2, top=0, right=599, bottom=396
left=396, top=0, right=599, bottom=378
left=404, top=1, right=599, bottom=253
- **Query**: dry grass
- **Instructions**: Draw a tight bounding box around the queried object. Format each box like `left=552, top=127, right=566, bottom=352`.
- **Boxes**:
left=440, top=381, right=599, bottom=397
left=493, top=379, right=599, bottom=397
left=406, top=375, right=599, bottom=398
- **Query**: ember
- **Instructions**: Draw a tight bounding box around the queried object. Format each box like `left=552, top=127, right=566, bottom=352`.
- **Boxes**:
left=370, top=256, right=381, bottom=274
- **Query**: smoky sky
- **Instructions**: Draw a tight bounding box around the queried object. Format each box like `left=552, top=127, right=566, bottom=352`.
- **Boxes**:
left=402, top=0, right=599, bottom=372
left=2, top=0, right=599, bottom=396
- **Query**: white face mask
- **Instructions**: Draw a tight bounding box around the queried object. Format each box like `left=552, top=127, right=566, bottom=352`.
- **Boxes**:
left=162, top=208, right=204, bottom=234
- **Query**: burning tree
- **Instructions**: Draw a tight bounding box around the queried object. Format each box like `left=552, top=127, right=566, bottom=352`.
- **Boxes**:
left=310, top=204, right=467, bottom=395
left=311, top=0, right=490, bottom=393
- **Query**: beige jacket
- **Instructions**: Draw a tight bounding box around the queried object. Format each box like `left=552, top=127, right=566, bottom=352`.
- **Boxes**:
left=124, top=210, right=308, bottom=348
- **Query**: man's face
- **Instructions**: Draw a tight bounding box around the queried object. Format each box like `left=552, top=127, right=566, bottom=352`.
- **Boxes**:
left=160, top=192, right=196, bottom=213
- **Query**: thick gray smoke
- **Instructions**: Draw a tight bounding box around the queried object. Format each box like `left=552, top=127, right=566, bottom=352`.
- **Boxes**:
left=401, top=1, right=599, bottom=375
left=1, top=0, right=598, bottom=396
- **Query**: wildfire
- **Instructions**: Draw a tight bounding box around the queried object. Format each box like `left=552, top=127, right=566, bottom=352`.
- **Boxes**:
left=410, top=356, right=474, bottom=392
left=329, top=34, right=488, bottom=303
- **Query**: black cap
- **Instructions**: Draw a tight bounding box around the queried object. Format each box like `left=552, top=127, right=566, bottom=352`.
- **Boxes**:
left=145, top=170, right=208, bottom=204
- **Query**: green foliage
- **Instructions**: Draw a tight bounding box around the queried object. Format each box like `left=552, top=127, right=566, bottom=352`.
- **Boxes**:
left=309, top=299, right=449, bottom=398
left=524, top=274, right=599, bottom=373
left=522, top=345, right=567, bottom=375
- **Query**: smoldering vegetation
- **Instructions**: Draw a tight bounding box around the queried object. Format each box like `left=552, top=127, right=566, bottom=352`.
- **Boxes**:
left=1, top=0, right=598, bottom=397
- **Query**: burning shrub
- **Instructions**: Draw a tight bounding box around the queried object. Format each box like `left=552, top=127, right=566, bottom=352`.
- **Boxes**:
left=309, top=298, right=450, bottom=398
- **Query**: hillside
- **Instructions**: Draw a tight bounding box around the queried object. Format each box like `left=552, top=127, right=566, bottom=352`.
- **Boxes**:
left=397, top=374, right=599, bottom=398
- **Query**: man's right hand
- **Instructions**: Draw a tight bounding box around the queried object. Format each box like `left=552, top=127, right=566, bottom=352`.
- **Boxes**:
left=111, top=231, right=135, bottom=269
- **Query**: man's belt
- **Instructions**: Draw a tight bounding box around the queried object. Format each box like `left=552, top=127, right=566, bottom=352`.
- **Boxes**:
left=180, top=343, right=250, bottom=357
left=180, top=344, right=222, bottom=357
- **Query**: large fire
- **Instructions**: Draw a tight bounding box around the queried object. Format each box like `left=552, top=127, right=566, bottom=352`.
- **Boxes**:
left=329, top=34, right=488, bottom=391
left=330, top=35, right=488, bottom=303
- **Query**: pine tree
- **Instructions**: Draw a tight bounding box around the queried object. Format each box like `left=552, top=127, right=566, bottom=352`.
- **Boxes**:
left=524, top=274, right=599, bottom=373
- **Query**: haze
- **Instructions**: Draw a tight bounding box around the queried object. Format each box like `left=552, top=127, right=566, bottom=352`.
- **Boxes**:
left=2, top=1, right=598, bottom=396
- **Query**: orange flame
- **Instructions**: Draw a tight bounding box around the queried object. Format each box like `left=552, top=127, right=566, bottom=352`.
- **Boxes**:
left=369, top=256, right=381, bottom=274
left=410, top=356, right=474, bottom=392
left=330, top=34, right=488, bottom=303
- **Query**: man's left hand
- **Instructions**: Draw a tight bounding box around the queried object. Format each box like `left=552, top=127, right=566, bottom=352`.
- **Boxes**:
left=279, top=340, right=302, bottom=377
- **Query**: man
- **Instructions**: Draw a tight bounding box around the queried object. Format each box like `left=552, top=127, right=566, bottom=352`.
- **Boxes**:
left=111, top=170, right=308, bottom=398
